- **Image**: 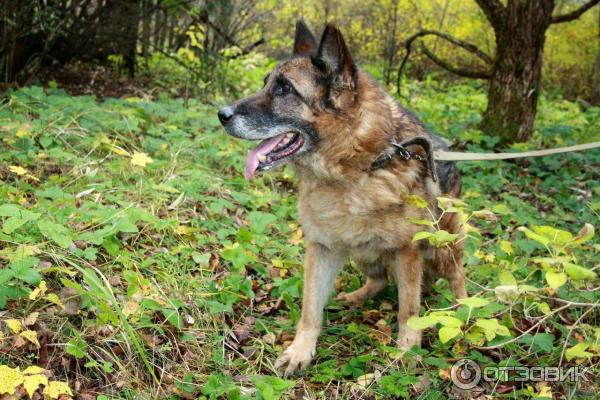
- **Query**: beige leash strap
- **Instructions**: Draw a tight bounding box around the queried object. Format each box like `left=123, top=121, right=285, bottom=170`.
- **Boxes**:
left=434, top=141, right=600, bottom=161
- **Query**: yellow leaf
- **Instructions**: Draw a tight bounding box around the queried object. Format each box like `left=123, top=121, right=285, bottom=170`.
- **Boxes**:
left=16, top=124, right=32, bottom=138
left=0, top=365, right=24, bottom=395
left=123, top=300, right=140, bottom=317
left=23, top=373, right=48, bottom=398
left=29, top=280, right=48, bottom=300
left=173, top=224, right=194, bottom=235
left=23, top=366, right=46, bottom=375
left=9, top=165, right=27, bottom=175
left=108, top=144, right=131, bottom=156
left=537, top=383, right=552, bottom=398
left=500, top=240, right=514, bottom=255
left=42, top=381, right=72, bottom=399
left=289, top=228, right=303, bottom=245
left=131, top=152, right=153, bottom=167
left=45, top=293, right=64, bottom=309
left=4, top=319, right=22, bottom=334
left=19, top=330, right=40, bottom=348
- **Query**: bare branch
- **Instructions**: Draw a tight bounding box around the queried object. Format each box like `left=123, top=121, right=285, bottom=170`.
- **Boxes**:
left=396, top=29, right=492, bottom=94
left=474, top=0, right=506, bottom=29
left=551, top=0, right=600, bottom=24
left=420, top=44, right=491, bottom=80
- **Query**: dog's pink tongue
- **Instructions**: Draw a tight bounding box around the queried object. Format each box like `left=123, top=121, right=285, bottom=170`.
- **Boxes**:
left=244, top=134, right=285, bottom=180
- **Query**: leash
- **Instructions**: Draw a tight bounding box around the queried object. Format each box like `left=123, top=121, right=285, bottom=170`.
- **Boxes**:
left=434, top=141, right=600, bottom=161
left=369, top=139, right=600, bottom=180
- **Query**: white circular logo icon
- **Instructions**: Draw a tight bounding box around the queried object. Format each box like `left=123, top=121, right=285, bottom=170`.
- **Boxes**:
left=451, top=359, right=481, bottom=390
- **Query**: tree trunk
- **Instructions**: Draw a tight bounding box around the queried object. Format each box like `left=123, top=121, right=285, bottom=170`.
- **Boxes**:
left=480, top=0, right=554, bottom=143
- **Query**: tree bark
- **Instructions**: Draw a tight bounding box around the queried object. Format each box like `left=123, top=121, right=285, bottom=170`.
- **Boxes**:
left=480, top=0, right=555, bottom=143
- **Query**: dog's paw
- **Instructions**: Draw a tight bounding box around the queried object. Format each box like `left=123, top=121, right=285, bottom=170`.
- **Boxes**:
left=336, top=290, right=365, bottom=306
left=275, top=343, right=315, bottom=377
left=396, top=328, right=421, bottom=350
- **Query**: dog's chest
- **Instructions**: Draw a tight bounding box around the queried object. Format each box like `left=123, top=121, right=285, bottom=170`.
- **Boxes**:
left=297, top=180, right=422, bottom=258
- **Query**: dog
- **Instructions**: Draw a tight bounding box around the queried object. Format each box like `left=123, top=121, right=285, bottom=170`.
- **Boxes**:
left=218, top=20, right=467, bottom=376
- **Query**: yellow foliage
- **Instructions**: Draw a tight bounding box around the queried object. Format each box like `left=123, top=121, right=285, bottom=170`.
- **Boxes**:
left=24, top=373, right=48, bottom=398
left=131, top=151, right=154, bottom=167
left=0, top=365, right=24, bottom=395
left=4, top=319, right=22, bottom=334
left=43, top=381, right=73, bottom=399
left=19, top=330, right=40, bottom=348
left=29, top=280, right=48, bottom=300
left=9, top=165, right=28, bottom=175
left=0, top=364, right=72, bottom=399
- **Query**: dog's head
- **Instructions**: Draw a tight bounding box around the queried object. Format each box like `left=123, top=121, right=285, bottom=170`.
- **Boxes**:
left=218, top=20, right=358, bottom=179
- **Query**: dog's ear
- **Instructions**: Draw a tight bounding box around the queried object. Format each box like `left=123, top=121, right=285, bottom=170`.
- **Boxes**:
left=293, top=19, right=318, bottom=56
left=315, top=24, right=355, bottom=87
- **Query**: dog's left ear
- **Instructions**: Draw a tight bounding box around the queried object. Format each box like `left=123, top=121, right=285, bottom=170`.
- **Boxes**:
left=315, top=24, right=355, bottom=90
left=293, top=19, right=318, bottom=56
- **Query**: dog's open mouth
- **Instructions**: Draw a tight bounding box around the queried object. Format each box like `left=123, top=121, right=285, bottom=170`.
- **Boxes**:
left=245, top=132, right=304, bottom=179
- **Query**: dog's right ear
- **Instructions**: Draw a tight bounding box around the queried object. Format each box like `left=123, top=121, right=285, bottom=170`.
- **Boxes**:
left=293, top=19, right=318, bottom=56
left=315, top=24, right=355, bottom=90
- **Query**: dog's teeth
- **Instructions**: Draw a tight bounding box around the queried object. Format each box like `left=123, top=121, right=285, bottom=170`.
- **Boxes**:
left=285, top=133, right=294, bottom=139
left=257, top=154, right=266, bottom=162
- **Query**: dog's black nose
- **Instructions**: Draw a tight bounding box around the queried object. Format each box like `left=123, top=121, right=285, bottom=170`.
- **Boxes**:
left=218, top=106, right=234, bottom=124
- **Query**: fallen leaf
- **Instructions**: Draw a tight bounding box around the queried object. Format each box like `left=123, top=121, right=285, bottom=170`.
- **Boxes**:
left=0, top=365, right=24, bottom=395
left=131, top=152, right=153, bottom=167
left=23, top=373, right=48, bottom=398
left=45, top=293, right=64, bottom=308
left=4, top=319, right=22, bottom=334
left=24, top=312, right=39, bottom=326
left=20, top=330, right=41, bottom=348
left=8, top=165, right=27, bottom=175
left=370, top=319, right=393, bottom=345
left=42, top=381, right=72, bottom=399
left=29, top=281, right=48, bottom=300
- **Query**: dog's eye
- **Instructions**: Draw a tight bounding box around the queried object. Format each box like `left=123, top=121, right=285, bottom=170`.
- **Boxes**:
left=275, top=82, right=292, bottom=96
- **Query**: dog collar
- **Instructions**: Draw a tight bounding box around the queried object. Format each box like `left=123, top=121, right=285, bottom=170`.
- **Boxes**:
left=369, top=136, right=438, bottom=181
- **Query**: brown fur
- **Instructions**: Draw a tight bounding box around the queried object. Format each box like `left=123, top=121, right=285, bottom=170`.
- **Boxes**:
left=218, top=21, right=466, bottom=376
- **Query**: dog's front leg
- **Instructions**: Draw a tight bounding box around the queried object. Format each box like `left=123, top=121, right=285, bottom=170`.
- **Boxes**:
left=387, top=247, right=423, bottom=350
left=275, top=242, right=343, bottom=376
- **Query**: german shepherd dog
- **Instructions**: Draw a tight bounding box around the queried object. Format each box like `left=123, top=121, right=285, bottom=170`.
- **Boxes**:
left=218, top=20, right=467, bottom=376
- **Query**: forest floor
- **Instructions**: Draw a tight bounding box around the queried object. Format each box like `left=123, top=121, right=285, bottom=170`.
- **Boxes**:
left=0, top=80, right=599, bottom=399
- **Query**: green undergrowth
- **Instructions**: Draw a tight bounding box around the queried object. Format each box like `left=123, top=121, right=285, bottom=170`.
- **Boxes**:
left=0, top=81, right=598, bottom=399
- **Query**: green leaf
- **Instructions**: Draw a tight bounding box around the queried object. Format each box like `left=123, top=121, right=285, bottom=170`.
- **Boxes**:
left=517, top=226, right=550, bottom=246
left=412, top=231, right=432, bottom=243
left=457, top=296, right=490, bottom=309
left=439, top=326, right=461, bottom=343
left=563, top=263, right=597, bottom=281
left=565, top=343, right=593, bottom=361
left=499, top=270, right=517, bottom=286
left=409, top=218, right=434, bottom=226
left=545, top=271, right=567, bottom=289
left=247, top=211, right=278, bottom=234
left=533, top=333, right=555, bottom=353
left=66, top=337, right=87, bottom=359
left=406, top=315, right=439, bottom=330
left=37, top=219, right=73, bottom=248
left=436, top=316, right=463, bottom=328
left=430, top=230, right=458, bottom=246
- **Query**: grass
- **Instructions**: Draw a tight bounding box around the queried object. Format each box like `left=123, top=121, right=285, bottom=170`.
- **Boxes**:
left=0, top=81, right=599, bottom=399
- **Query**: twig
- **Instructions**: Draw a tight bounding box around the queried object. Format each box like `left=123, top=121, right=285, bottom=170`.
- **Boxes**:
left=475, top=303, right=571, bottom=350
left=558, top=302, right=599, bottom=366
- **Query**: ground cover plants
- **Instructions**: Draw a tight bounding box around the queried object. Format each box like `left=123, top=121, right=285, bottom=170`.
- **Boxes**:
left=0, top=80, right=598, bottom=399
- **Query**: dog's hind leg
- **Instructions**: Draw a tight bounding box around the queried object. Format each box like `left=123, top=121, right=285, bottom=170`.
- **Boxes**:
left=336, top=263, right=387, bottom=306
left=386, top=246, right=423, bottom=350
left=275, top=242, right=343, bottom=376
